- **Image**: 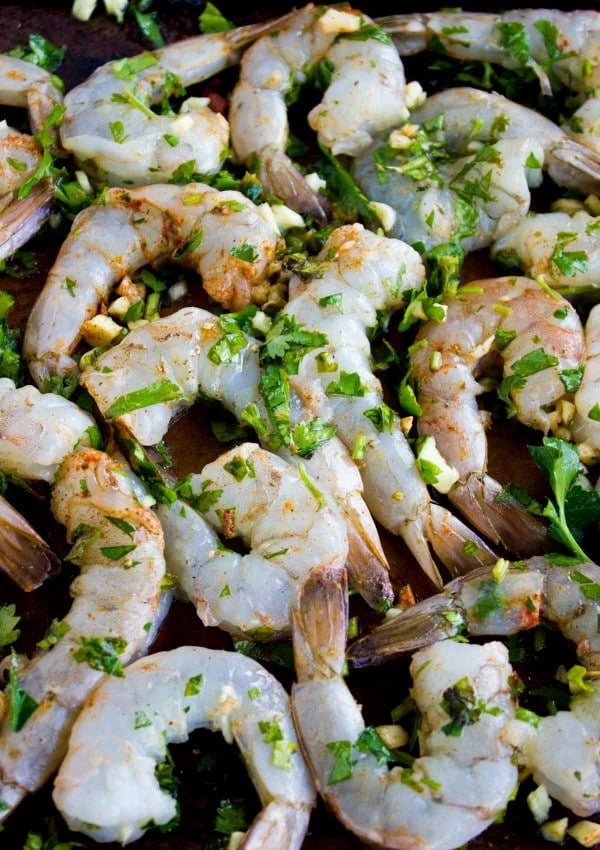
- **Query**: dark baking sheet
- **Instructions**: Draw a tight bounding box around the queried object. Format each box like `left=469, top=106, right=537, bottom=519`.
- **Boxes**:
left=0, top=2, right=596, bottom=848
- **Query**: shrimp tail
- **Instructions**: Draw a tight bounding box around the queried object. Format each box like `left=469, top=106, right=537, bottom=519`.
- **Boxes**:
left=0, top=494, right=59, bottom=590
left=348, top=594, right=458, bottom=668
left=450, top=474, right=550, bottom=557
left=258, top=148, right=329, bottom=221
left=0, top=179, right=52, bottom=261
left=547, top=139, right=600, bottom=195
left=374, top=14, right=430, bottom=54
left=427, top=504, right=498, bottom=579
left=292, top=564, right=348, bottom=682
left=343, top=496, right=394, bottom=612
left=403, top=514, right=443, bottom=589
left=241, top=800, right=311, bottom=850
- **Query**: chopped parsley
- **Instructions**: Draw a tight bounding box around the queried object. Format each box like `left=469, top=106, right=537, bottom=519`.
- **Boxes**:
left=72, top=636, right=127, bottom=677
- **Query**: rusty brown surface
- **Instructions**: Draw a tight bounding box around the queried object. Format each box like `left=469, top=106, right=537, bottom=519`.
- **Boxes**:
left=0, top=3, right=594, bottom=849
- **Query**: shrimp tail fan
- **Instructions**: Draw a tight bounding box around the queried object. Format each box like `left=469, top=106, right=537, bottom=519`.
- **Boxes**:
left=292, top=564, right=348, bottom=681
left=242, top=800, right=311, bottom=850
left=344, top=498, right=394, bottom=612
left=258, top=148, right=329, bottom=221
left=0, top=494, right=59, bottom=590
left=547, top=139, right=600, bottom=195
left=450, top=474, right=550, bottom=557
left=0, top=179, right=53, bottom=261
left=348, top=594, right=458, bottom=668
left=427, top=504, right=498, bottom=578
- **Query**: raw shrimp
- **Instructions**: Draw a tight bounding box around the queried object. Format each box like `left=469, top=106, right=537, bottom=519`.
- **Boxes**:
left=53, top=645, right=315, bottom=846
left=22, top=182, right=280, bottom=387
left=410, top=87, right=600, bottom=196
left=282, top=223, right=497, bottom=584
left=291, top=563, right=519, bottom=850
left=0, top=449, right=166, bottom=820
left=229, top=4, right=408, bottom=218
left=492, top=211, right=600, bottom=295
left=571, top=304, right=600, bottom=463
left=80, top=305, right=393, bottom=610
left=0, top=493, right=59, bottom=590
left=353, top=130, right=543, bottom=252
left=158, top=441, right=348, bottom=638
left=378, top=10, right=599, bottom=99
left=0, top=54, right=63, bottom=258
left=349, top=556, right=600, bottom=817
left=60, top=16, right=291, bottom=186
left=410, top=275, right=583, bottom=554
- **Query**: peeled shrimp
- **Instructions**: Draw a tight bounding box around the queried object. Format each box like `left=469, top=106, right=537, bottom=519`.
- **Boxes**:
left=492, top=210, right=600, bottom=295
left=282, top=223, right=497, bottom=584
left=0, top=54, right=63, bottom=258
left=158, top=442, right=348, bottom=638
left=60, top=17, right=291, bottom=186
left=80, top=305, right=393, bottom=610
left=379, top=9, right=600, bottom=153
left=53, top=645, right=315, bottom=846
left=350, top=556, right=600, bottom=817
left=0, top=493, right=59, bottom=590
left=0, top=448, right=166, bottom=820
left=23, top=182, right=280, bottom=386
left=292, top=563, right=518, bottom=850
left=410, top=87, right=600, bottom=196
left=229, top=4, right=408, bottom=218
left=571, top=304, right=600, bottom=463
left=410, top=275, right=583, bottom=554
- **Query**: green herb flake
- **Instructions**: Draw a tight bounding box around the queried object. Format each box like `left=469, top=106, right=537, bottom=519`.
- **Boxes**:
left=355, top=726, right=398, bottom=767
left=363, top=402, right=395, bottom=433
left=223, top=455, right=255, bottom=481
left=440, top=675, right=499, bottom=736
left=36, top=619, right=70, bottom=650
left=497, top=21, right=531, bottom=66
left=325, top=371, right=366, bottom=397
left=214, top=800, right=247, bottom=836
left=199, top=2, right=234, bottom=34
left=134, top=710, right=153, bottom=729
left=326, top=739, right=354, bottom=784
left=184, top=674, right=204, bottom=696
left=109, top=120, right=128, bottom=143
left=229, top=242, right=259, bottom=263
left=100, top=544, right=137, bottom=561
left=8, top=650, right=39, bottom=732
left=104, top=379, right=184, bottom=418
left=292, top=417, right=336, bottom=458
left=559, top=365, right=585, bottom=393
left=72, top=636, right=127, bottom=677
left=318, top=293, right=344, bottom=313
left=0, top=603, right=20, bottom=648
left=297, top=461, right=326, bottom=510
left=550, top=231, right=589, bottom=278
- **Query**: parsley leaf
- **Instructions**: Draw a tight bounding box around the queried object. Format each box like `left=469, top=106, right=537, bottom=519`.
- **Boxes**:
left=0, top=603, right=20, bottom=648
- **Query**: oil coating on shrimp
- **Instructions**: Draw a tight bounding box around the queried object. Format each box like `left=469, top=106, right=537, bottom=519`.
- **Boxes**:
left=410, top=276, right=583, bottom=554
left=53, top=645, right=315, bottom=846
left=350, top=556, right=600, bottom=818
left=59, top=15, right=293, bottom=186
left=229, top=4, right=408, bottom=219
left=80, top=305, right=393, bottom=611
left=292, top=563, right=519, bottom=850
left=22, top=182, right=280, bottom=386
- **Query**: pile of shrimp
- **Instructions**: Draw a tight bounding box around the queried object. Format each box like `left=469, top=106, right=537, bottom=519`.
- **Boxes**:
left=1, top=3, right=600, bottom=849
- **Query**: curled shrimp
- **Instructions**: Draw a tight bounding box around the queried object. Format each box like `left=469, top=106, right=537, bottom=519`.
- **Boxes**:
left=292, top=563, right=519, bottom=850
left=349, top=556, right=600, bottom=817
left=60, top=17, right=290, bottom=186
left=158, top=441, right=348, bottom=639
left=53, top=645, right=315, bottom=846
left=571, top=304, right=600, bottom=464
left=492, top=210, right=600, bottom=295
left=80, top=305, right=393, bottom=610
left=22, top=182, right=280, bottom=387
left=0, top=448, right=166, bottom=820
left=410, top=275, right=583, bottom=554
left=229, top=4, right=408, bottom=218
left=409, top=87, right=600, bottom=196
left=282, top=223, right=496, bottom=584
left=0, top=54, right=63, bottom=258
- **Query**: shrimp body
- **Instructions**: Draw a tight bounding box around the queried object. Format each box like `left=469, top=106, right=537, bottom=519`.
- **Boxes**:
left=354, top=132, right=543, bottom=252
left=53, top=645, right=315, bottom=846
left=350, top=556, right=600, bottom=816
left=23, top=183, right=279, bottom=386
left=60, top=19, right=286, bottom=186
left=0, top=449, right=166, bottom=819
left=0, top=378, right=95, bottom=482
left=282, top=223, right=496, bottom=584
left=159, top=442, right=348, bottom=638
left=571, top=304, right=600, bottom=462
left=292, top=564, right=518, bottom=850
left=0, top=54, right=62, bottom=258
left=410, top=276, right=583, bottom=553
left=410, top=87, right=600, bottom=196
left=492, top=211, right=600, bottom=294
left=229, top=5, right=407, bottom=217
left=81, top=305, right=393, bottom=610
